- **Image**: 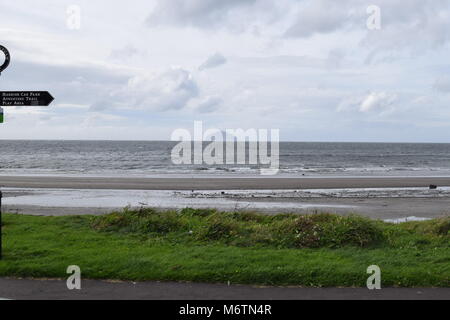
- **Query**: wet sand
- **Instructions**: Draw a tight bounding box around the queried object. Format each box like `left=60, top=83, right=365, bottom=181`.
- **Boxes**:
left=3, top=197, right=450, bottom=220
left=1, top=176, right=450, bottom=219
left=2, top=183, right=450, bottom=220
left=235, top=197, right=450, bottom=219
left=1, top=175, right=450, bottom=190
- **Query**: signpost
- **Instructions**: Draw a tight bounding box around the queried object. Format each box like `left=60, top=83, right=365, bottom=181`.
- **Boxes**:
left=0, top=45, right=54, bottom=124
left=0, top=45, right=54, bottom=259
left=0, top=91, right=54, bottom=107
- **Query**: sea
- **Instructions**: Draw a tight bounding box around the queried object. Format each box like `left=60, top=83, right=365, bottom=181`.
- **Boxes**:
left=1, top=140, right=450, bottom=177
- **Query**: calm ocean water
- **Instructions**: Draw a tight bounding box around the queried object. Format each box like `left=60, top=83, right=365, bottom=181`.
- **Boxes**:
left=1, top=140, right=450, bottom=177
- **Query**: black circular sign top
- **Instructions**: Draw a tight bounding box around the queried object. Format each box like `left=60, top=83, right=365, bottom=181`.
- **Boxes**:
left=0, top=45, right=10, bottom=73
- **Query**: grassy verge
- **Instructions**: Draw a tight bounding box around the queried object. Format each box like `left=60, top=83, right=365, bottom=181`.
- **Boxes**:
left=0, top=208, right=449, bottom=287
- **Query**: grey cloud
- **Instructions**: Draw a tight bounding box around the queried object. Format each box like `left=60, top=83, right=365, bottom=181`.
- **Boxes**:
left=433, top=76, right=450, bottom=93
left=282, top=0, right=450, bottom=62
left=145, top=0, right=287, bottom=32
left=4, top=60, right=129, bottom=85
left=146, top=0, right=256, bottom=28
left=284, top=0, right=359, bottom=38
left=326, top=49, right=345, bottom=69
left=6, top=58, right=199, bottom=115
left=2, top=59, right=131, bottom=110
left=195, top=96, right=222, bottom=113
left=236, top=55, right=324, bottom=68
left=145, top=0, right=450, bottom=59
left=146, top=0, right=358, bottom=36
left=199, top=53, right=227, bottom=71
left=112, top=68, right=199, bottom=111
left=89, top=101, right=111, bottom=112
left=360, top=0, right=450, bottom=61
left=110, top=45, right=139, bottom=61
left=4, top=0, right=450, bottom=141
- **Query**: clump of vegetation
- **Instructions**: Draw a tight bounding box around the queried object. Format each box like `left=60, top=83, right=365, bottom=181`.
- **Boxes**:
left=400, top=217, right=450, bottom=236
left=276, top=214, right=385, bottom=248
left=92, top=207, right=187, bottom=234
left=92, top=208, right=386, bottom=248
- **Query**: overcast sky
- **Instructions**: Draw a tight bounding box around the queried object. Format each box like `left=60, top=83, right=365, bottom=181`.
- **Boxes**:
left=1, top=0, right=450, bottom=142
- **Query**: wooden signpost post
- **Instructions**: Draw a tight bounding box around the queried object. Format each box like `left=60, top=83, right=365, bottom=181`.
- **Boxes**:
left=0, top=45, right=54, bottom=259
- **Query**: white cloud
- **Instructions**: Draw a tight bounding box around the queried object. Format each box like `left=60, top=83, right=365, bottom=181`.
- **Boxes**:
left=338, top=92, right=398, bottom=113
left=360, top=92, right=397, bottom=112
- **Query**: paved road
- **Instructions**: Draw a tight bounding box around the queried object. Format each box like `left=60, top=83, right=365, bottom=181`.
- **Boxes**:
left=0, top=278, right=448, bottom=300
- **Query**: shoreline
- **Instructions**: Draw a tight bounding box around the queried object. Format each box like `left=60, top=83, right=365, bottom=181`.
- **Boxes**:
left=2, top=175, right=450, bottom=190
left=2, top=175, right=450, bottom=219
left=2, top=185, right=450, bottom=219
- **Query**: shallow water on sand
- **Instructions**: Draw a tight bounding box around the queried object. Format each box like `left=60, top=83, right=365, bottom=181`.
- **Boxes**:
left=1, top=188, right=356, bottom=211
left=3, top=187, right=449, bottom=222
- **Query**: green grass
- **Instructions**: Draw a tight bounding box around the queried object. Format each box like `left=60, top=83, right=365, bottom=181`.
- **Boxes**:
left=0, top=208, right=449, bottom=287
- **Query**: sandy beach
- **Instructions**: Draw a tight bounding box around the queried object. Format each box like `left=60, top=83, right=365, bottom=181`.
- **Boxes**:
left=1, top=175, right=450, bottom=220
left=1, top=175, right=450, bottom=190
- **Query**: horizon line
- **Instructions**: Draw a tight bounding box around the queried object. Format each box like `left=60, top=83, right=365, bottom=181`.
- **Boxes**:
left=1, top=139, right=450, bottom=144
